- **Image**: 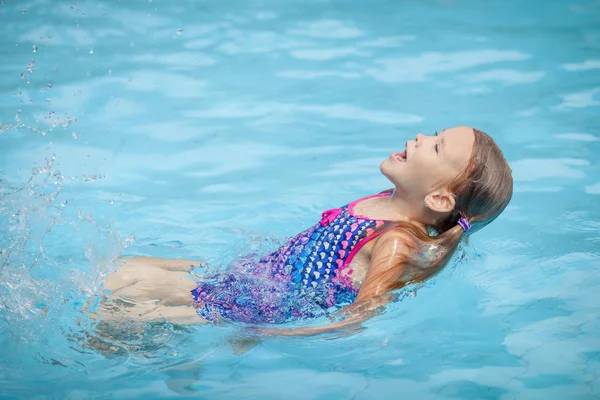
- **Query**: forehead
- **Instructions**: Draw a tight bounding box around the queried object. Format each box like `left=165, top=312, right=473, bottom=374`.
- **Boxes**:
left=441, top=126, right=475, bottom=169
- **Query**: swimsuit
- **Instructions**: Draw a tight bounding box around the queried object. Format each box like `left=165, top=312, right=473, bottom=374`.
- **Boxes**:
left=191, top=193, right=396, bottom=324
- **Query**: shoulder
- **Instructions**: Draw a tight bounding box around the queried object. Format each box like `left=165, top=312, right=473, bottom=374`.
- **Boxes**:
left=370, top=228, right=413, bottom=261
left=374, top=222, right=425, bottom=248
left=355, top=228, right=414, bottom=301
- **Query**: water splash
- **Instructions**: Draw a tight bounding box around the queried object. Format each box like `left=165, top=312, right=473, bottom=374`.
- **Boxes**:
left=0, top=155, right=132, bottom=350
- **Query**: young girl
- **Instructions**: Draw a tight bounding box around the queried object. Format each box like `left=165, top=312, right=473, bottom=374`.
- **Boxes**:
left=98, top=126, right=513, bottom=336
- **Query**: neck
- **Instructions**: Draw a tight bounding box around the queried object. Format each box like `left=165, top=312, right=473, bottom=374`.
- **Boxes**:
left=387, top=187, right=430, bottom=224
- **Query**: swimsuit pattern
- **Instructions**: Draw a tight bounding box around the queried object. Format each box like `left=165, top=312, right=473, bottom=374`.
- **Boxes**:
left=191, top=193, right=394, bottom=324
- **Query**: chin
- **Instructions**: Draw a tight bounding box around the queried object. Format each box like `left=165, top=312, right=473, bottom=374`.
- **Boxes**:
left=380, top=159, right=405, bottom=188
left=379, top=159, right=390, bottom=175
left=379, top=160, right=394, bottom=181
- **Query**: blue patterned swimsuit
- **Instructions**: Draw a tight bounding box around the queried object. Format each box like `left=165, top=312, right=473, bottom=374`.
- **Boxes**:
left=191, top=193, right=395, bottom=324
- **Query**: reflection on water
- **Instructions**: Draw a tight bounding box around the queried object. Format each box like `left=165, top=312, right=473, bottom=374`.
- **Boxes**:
left=1, top=0, right=600, bottom=398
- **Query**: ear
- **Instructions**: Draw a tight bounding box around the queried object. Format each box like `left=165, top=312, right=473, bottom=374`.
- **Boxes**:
left=424, top=190, right=456, bottom=214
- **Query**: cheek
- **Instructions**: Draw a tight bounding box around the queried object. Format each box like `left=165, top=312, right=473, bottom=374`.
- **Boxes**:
left=418, top=164, right=453, bottom=189
left=409, top=157, right=444, bottom=187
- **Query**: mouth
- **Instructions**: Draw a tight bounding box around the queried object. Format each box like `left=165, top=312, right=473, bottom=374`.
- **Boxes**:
left=391, top=145, right=408, bottom=163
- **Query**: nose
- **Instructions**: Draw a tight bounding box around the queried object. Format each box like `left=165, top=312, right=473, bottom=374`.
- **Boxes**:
left=415, top=133, right=425, bottom=147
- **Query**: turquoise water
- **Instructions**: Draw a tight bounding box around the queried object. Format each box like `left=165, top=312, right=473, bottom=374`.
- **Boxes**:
left=1, top=0, right=600, bottom=398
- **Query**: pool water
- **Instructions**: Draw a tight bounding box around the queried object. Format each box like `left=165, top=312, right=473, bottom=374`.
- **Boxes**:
left=1, top=0, right=600, bottom=398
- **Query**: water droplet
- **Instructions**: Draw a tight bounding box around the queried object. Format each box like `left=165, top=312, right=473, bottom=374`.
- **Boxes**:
left=21, top=9, right=26, bottom=14
left=177, top=28, right=183, bottom=35
left=109, top=199, right=114, bottom=204
left=40, top=88, right=44, bottom=92
left=21, top=73, right=25, bottom=79
left=89, top=48, right=94, bottom=54
left=47, top=82, right=52, bottom=88
left=32, top=44, right=37, bottom=52
left=26, top=59, right=35, bottom=72
left=60, top=200, right=68, bottom=207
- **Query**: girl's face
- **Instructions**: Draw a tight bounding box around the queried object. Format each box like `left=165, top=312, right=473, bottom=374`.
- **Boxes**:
left=380, top=126, right=475, bottom=199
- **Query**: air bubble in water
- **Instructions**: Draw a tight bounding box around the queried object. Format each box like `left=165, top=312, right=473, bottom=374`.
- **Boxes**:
left=89, top=48, right=94, bottom=54
left=60, top=200, right=68, bottom=207
left=47, top=83, right=53, bottom=88
left=21, top=9, right=26, bottom=14
left=177, top=28, right=183, bottom=35
left=109, top=199, right=114, bottom=204
left=32, top=45, right=37, bottom=53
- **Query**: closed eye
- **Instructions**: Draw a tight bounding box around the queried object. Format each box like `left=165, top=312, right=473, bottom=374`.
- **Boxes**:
left=435, top=143, right=439, bottom=153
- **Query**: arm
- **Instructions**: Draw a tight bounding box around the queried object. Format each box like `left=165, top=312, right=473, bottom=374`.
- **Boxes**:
left=258, top=230, right=412, bottom=337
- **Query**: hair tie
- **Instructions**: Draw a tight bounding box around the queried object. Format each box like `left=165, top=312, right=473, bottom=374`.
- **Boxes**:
left=457, top=217, right=471, bottom=232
